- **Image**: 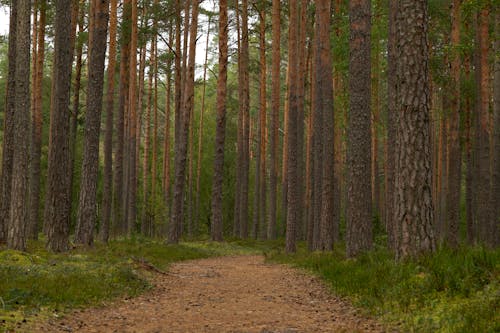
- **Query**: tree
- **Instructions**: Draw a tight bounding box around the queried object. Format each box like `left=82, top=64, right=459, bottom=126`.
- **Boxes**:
left=169, top=0, right=198, bottom=243
left=210, top=0, right=228, bottom=242
left=100, top=0, right=118, bottom=242
left=28, top=0, right=46, bottom=240
left=346, top=0, right=372, bottom=257
left=316, top=0, right=335, bottom=251
left=0, top=0, right=18, bottom=244
left=45, top=0, right=74, bottom=252
left=285, top=0, right=300, bottom=253
left=492, top=9, right=500, bottom=247
left=446, top=0, right=461, bottom=248
left=7, top=0, right=31, bottom=250
left=268, top=0, right=280, bottom=240
left=394, top=0, right=435, bottom=259
left=75, top=0, right=110, bottom=245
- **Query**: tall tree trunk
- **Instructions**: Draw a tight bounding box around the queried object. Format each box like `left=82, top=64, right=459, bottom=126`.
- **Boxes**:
left=268, top=0, right=280, bottom=240
left=475, top=6, right=492, bottom=246
left=492, top=9, right=500, bottom=247
left=210, top=0, right=228, bottom=242
left=346, top=0, right=372, bottom=257
left=464, top=48, right=474, bottom=244
left=142, top=43, right=153, bottom=235
left=163, top=25, right=173, bottom=228
left=371, top=0, right=380, bottom=219
left=7, top=0, right=30, bottom=250
left=75, top=0, right=110, bottom=245
left=151, top=3, right=159, bottom=236
left=0, top=0, right=17, bottom=244
left=239, top=0, right=250, bottom=239
left=285, top=0, right=300, bottom=253
left=317, top=0, right=335, bottom=251
left=127, top=0, right=138, bottom=236
left=195, top=12, right=212, bottom=233
left=28, top=0, right=46, bottom=240
left=394, top=0, right=435, bottom=259
left=446, top=0, right=462, bottom=248
left=385, top=0, right=397, bottom=251
left=169, top=0, right=198, bottom=243
left=100, top=0, right=117, bottom=242
left=114, top=0, right=131, bottom=236
left=233, top=0, right=242, bottom=237
left=45, top=0, right=73, bottom=252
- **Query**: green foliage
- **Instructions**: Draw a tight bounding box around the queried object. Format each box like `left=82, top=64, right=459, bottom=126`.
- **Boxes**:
left=267, top=244, right=500, bottom=333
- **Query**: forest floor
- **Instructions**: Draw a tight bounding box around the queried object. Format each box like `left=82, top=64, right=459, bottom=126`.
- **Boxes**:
left=31, top=255, right=390, bottom=333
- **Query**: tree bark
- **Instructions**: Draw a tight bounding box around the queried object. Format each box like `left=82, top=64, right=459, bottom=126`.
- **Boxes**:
left=394, top=0, right=435, bottom=259
left=45, top=0, right=73, bottom=252
left=268, top=0, right=280, bottom=240
left=100, top=0, right=118, bottom=242
left=169, top=0, right=198, bottom=243
left=0, top=0, right=17, bottom=244
left=7, top=0, right=30, bottom=250
left=346, top=0, right=372, bottom=257
left=28, top=0, right=46, bottom=241
left=75, top=0, right=110, bottom=245
left=210, top=0, right=228, bottom=242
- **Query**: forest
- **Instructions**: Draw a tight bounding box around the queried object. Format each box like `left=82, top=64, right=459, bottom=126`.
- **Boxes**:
left=0, top=0, right=499, bottom=332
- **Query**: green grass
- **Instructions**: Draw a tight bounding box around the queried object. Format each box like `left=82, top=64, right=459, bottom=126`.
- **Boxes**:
left=267, top=243, right=500, bottom=333
left=0, top=237, right=268, bottom=330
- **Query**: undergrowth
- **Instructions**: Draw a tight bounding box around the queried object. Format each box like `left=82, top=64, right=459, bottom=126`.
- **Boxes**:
left=267, top=243, right=500, bottom=333
left=0, top=237, right=265, bottom=331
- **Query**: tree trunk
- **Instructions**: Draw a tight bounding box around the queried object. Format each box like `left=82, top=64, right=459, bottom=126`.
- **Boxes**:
left=346, top=0, right=372, bottom=257
left=195, top=12, right=212, bottom=234
left=316, top=0, right=335, bottom=251
left=210, top=0, right=228, bottom=242
left=0, top=0, right=17, bottom=244
left=75, top=0, right=110, bottom=245
left=492, top=10, right=500, bottom=247
left=169, top=0, right=198, bottom=243
left=100, top=0, right=117, bottom=242
left=394, top=0, right=435, bottom=259
left=7, top=0, right=30, bottom=250
left=285, top=0, right=300, bottom=253
left=28, top=0, right=46, bottom=240
left=385, top=0, right=397, bottom=251
left=268, top=0, right=280, bottom=240
left=474, top=6, right=492, bottom=246
left=45, top=0, right=73, bottom=252
left=114, top=0, right=131, bottom=236
left=446, top=0, right=461, bottom=248
left=127, top=0, right=138, bottom=236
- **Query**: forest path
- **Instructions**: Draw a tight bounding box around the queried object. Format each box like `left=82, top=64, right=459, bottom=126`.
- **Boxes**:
left=34, top=256, right=390, bottom=333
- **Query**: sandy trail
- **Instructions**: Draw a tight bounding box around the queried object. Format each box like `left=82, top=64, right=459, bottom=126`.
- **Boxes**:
left=33, top=256, right=390, bottom=333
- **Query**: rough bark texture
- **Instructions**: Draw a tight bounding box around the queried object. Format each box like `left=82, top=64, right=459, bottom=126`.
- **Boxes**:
left=285, top=0, right=299, bottom=253
left=346, top=0, right=372, bottom=257
left=210, top=0, right=228, bottom=242
left=394, top=0, right=435, bottom=259
left=75, top=0, right=110, bottom=245
left=0, top=0, right=17, bottom=244
left=492, top=10, right=500, bottom=247
left=45, top=0, right=73, bottom=252
left=475, top=7, right=492, bottom=246
left=7, top=0, right=31, bottom=250
left=100, top=0, right=117, bottom=242
left=127, top=0, right=138, bottom=236
left=239, top=0, right=250, bottom=239
left=169, top=0, right=198, bottom=243
left=28, top=0, right=46, bottom=240
left=386, top=0, right=397, bottom=251
left=446, top=0, right=461, bottom=248
left=316, top=0, right=334, bottom=251
left=114, top=0, right=131, bottom=236
left=268, top=0, right=280, bottom=240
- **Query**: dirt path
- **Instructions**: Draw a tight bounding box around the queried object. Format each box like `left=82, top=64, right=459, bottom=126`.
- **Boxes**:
left=33, top=256, right=390, bottom=333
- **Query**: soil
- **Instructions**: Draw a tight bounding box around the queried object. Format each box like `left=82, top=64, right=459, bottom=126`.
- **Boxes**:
left=31, top=256, right=392, bottom=333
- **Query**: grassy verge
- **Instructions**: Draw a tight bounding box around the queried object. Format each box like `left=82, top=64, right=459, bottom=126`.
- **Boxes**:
left=0, top=237, right=268, bottom=331
left=267, top=243, right=500, bottom=333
